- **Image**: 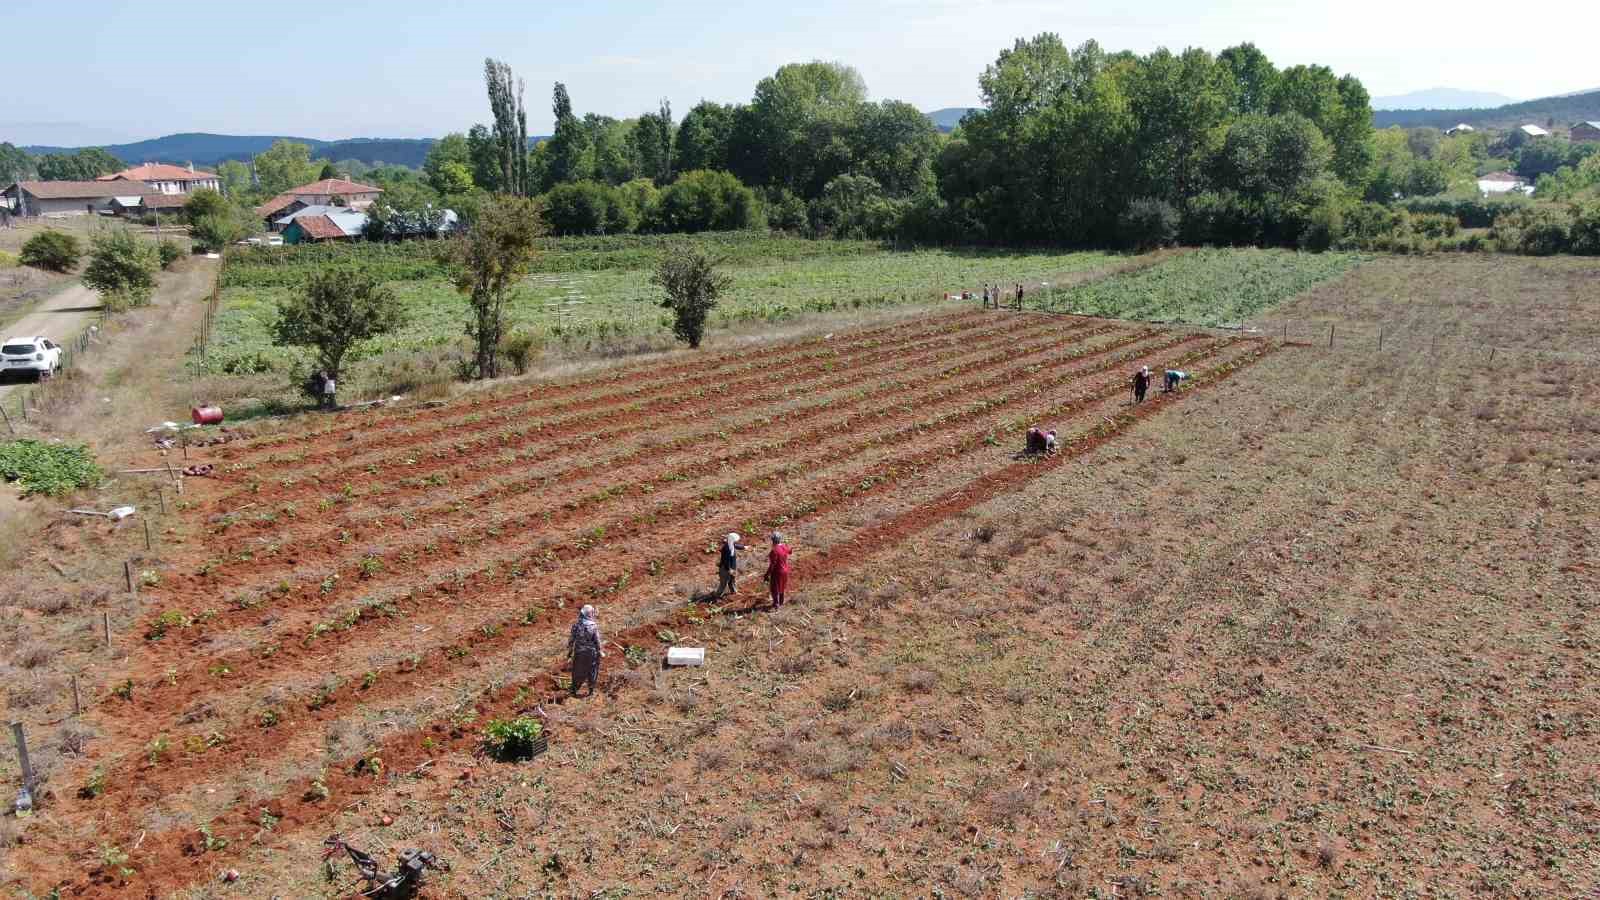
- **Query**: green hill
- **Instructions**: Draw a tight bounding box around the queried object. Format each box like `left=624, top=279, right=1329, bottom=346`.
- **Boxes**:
left=1374, top=90, right=1600, bottom=130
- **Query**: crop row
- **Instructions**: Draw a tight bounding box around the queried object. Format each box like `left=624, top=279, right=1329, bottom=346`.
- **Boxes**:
left=121, top=331, right=1224, bottom=730
left=61, top=338, right=1282, bottom=899
left=194, top=320, right=1124, bottom=579
left=220, top=309, right=999, bottom=462
left=204, top=313, right=1090, bottom=515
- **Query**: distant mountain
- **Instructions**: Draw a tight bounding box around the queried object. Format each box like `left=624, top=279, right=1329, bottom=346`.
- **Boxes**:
left=1371, top=88, right=1517, bottom=111
left=20, top=132, right=439, bottom=168
left=1373, top=89, right=1600, bottom=130
left=926, top=108, right=980, bottom=132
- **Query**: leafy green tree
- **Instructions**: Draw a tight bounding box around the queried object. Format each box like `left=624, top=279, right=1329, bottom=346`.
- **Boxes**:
left=253, top=140, right=319, bottom=194
left=465, top=124, right=502, bottom=191
left=1126, top=47, right=1233, bottom=202
left=653, top=245, right=731, bottom=348
left=364, top=181, right=447, bottom=240
left=36, top=148, right=123, bottom=181
left=485, top=58, right=531, bottom=195
left=448, top=195, right=545, bottom=379
left=809, top=174, right=901, bottom=238
left=630, top=99, right=674, bottom=184
left=1216, top=113, right=1329, bottom=199
left=850, top=100, right=940, bottom=197
left=192, top=212, right=247, bottom=252
left=183, top=188, right=230, bottom=224
left=587, top=114, right=637, bottom=185
left=0, top=142, right=35, bottom=184
left=83, top=228, right=159, bottom=309
left=1117, top=198, right=1180, bottom=249
left=1217, top=43, right=1277, bottom=115
left=157, top=239, right=184, bottom=269
left=673, top=101, right=736, bottom=173
left=729, top=61, right=867, bottom=195
left=544, top=82, right=594, bottom=188
left=649, top=170, right=762, bottom=233
left=19, top=230, right=82, bottom=272
left=216, top=160, right=252, bottom=198
left=425, top=133, right=475, bottom=194
left=272, top=267, right=406, bottom=386
left=318, top=162, right=339, bottom=180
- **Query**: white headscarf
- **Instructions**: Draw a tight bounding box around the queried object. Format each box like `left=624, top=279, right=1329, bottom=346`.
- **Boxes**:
left=578, top=604, right=598, bottom=638
left=726, top=532, right=740, bottom=547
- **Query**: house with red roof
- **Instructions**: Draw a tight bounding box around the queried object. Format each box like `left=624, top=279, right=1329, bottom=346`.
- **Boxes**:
left=99, top=163, right=221, bottom=195
left=256, top=178, right=383, bottom=231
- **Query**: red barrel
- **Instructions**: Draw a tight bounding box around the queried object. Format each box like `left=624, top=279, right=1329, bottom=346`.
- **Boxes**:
left=191, top=405, right=224, bottom=426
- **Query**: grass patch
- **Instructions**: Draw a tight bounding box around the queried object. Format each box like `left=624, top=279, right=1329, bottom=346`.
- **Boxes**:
left=1040, top=247, right=1366, bottom=326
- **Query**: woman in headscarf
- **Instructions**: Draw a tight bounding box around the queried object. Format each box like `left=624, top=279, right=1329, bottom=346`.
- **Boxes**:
left=716, top=532, right=747, bottom=598
left=567, top=604, right=603, bottom=697
left=763, top=531, right=793, bottom=608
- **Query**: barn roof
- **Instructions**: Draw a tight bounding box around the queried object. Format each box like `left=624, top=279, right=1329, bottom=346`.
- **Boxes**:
left=292, top=214, right=347, bottom=240
left=284, top=178, right=382, bottom=196
left=98, top=163, right=216, bottom=182
left=7, top=180, right=149, bottom=199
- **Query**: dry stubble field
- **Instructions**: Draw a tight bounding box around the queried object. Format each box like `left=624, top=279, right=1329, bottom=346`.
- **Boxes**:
left=3, top=254, right=1597, bottom=899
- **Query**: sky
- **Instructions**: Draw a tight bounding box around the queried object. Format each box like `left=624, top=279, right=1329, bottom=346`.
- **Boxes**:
left=4, top=0, right=1598, bottom=146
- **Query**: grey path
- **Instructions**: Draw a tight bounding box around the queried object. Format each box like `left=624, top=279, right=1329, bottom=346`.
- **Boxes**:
left=0, top=283, right=101, bottom=403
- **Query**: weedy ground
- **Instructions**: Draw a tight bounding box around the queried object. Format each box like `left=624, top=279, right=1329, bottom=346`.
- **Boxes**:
left=1, top=253, right=1595, bottom=899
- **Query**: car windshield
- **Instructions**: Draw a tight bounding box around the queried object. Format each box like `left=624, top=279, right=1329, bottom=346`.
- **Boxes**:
left=2, top=344, right=37, bottom=355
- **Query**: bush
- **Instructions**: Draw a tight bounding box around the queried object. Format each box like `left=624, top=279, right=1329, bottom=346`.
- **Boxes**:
left=653, top=245, right=731, bottom=348
left=763, top=188, right=808, bottom=233
left=543, top=181, right=633, bottom=236
left=1493, top=205, right=1572, bottom=255
left=19, top=230, right=82, bottom=272
left=1117, top=198, right=1179, bottom=251
left=1399, top=194, right=1531, bottom=229
left=156, top=239, right=184, bottom=269
left=183, top=188, right=230, bottom=226
left=1409, top=213, right=1458, bottom=239
left=192, top=212, right=246, bottom=253
left=497, top=331, right=541, bottom=375
left=82, top=228, right=159, bottom=307
left=0, top=440, right=102, bottom=496
left=481, top=716, right=544, bottom=761
left=0, top=250, right=17, bottom=268
left=1570, top=200, right=1600, bottom=255
left=648, top=170, right=761, bottom=233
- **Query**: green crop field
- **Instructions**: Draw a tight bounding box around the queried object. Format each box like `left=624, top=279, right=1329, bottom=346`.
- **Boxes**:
left=201, top=233, right=1118, bottom=377
left=1037, top=247, right=1367, bottom=326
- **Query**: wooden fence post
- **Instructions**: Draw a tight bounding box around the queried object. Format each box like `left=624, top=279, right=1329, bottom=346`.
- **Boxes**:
left=1378, top=327, right=1384, bottom=351
left=71, top=675, right=82, bottom=717
left=10, top=722, right=34, bottom=799
left=156, top=487, right=166, bottom=515
left=0, top=403, right=13, bottom=436
left=103, top=612, right=111, bottom=649
left=143, top=518, right=153, bottom=551
left=1328, top=324, right=1335, bottom=348
left=124, top=561, right=135, bottom=594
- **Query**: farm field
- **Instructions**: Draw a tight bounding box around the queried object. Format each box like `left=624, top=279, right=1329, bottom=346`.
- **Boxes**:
left=201, top=233, right=1127, bottom=385
left=1, top=253, right=1595, bottom=898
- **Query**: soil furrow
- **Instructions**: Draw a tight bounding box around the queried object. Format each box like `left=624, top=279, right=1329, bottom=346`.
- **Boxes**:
left=41, top=339, right=1280, bottom=900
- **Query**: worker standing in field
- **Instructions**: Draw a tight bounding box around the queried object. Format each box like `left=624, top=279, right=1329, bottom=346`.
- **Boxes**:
left=1131, top=366, right=1151, bottom=404
left=567, top=604, right=604, bottom=698
left=715, top=532, right=748, bottom=598
left=764, top=531, right=793, bottom=608
left=982, top=284, right=991, bottom=308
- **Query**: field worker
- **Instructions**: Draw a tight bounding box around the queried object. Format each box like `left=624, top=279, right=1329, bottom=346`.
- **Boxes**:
left=982, top=285, right=990, bottom=308
left=764, top=531, right=793, bottom=608
left=1043, top=429, right=1058, bottom=454
left=716, top=532, right=748, bottom=598
left=1025, top=426, right=1045, bottom=455
left=567, top=604, right=604, bottom=698
left=1164, top=369, right=1188, bottom=392
left=1014, top=282, right=1023, bottom=309
left=322, top=371, right=337, bottom=410
left=1131, top=366, right=1151, bottom=404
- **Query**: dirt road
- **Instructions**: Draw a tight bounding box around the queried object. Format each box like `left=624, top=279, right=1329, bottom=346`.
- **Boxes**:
left=0, top=281, right=101, bottom=401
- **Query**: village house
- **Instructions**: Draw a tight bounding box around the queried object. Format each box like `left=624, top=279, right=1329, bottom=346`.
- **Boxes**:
left=1571, top=121, right=1600, bottom=143
left=257, top=178, right=383, bottom=231
left=1517, top=123, right=1550, bottom=139
left=282, top=210, right=369, bottom=244
left=99, top=163, right=221, bottom=195
left=1476, top=170, right=1530, bottom=195
left=109, top=192, right=190, bottom=218
left=1, top=180, right=153, bottom=217
left=1444, top=123, right=1475, bottom=136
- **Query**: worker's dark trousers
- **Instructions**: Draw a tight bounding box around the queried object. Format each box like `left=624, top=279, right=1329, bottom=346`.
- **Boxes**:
left=717, top=568, right=736, bottom=596
left=1134, top=386, right=1146, bottom=403
left=571, top=651, right=599, bottom=696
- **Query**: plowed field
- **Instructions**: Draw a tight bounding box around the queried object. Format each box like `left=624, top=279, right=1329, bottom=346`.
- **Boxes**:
left=11, top=307, right=1278, bottom=896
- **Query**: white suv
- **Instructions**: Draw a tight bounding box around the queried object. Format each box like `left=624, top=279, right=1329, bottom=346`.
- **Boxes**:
left=1, top=336, right=63, bottom=381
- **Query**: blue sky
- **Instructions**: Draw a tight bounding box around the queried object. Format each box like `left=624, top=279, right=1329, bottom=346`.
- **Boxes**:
left=5, top=0, right=1597, bottom=145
